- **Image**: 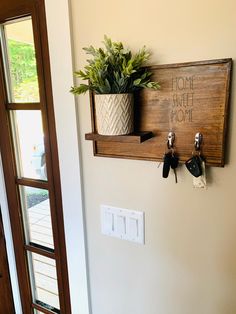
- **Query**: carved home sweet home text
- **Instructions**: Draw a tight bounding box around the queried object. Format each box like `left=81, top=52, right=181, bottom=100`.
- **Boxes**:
left=170, top=75, right=194, bottom=123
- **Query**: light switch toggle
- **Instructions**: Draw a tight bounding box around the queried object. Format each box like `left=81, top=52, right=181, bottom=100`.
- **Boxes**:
left=117, top=215, right=126, bottom=237
left=101, top=205, right=144, bottom=244
left=129, top=218, right=139, bottom=239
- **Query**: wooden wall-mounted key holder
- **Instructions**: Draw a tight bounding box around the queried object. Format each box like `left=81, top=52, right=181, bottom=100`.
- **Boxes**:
left=86, top=58, right=232, bottom=167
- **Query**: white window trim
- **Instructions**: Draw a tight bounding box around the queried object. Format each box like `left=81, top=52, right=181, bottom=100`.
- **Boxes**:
left=44, top=1, right=90, bottom=314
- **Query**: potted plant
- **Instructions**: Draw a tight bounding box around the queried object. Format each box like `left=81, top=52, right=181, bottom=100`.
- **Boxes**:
left=71, top=36, right=160, bottom=136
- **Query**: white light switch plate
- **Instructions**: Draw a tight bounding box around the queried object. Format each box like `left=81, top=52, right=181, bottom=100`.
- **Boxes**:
left=101, top=205, right=145, bottom=244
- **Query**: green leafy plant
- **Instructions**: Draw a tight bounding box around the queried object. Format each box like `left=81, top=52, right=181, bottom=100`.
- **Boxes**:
left=71, top=36, right=160, bottom=95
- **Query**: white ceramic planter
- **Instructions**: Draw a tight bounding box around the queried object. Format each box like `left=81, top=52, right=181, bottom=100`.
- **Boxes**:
left=94, top=93, right=134, bottom=135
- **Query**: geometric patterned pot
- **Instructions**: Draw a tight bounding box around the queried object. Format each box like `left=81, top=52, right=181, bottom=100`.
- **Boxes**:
left=94, top=93, right=134, bottom=135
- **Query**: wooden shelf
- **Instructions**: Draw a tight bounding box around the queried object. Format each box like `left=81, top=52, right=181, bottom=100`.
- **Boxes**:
left=85, top=131, right=153, bottom=144
left=88, top=59, right=232, bottom=167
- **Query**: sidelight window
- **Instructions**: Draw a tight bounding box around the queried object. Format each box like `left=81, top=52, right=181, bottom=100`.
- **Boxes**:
left=0, top=9, right=70, bottom=314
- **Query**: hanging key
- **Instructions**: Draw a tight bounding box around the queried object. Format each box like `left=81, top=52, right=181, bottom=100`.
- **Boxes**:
left=170, top=154, right=179, bottom=183
left=162, top=152, right=172, bottom=178
left=162, top=131, right=179, bottom=182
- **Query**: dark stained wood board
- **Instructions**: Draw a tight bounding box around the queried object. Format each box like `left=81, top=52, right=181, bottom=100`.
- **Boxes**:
left=85, top=131, right=153, bottom=143
left=89, top=59, right=232, bottom=167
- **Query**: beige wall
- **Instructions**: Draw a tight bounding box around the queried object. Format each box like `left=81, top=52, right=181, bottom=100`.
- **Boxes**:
left=70, top=1, right=236, bottom=313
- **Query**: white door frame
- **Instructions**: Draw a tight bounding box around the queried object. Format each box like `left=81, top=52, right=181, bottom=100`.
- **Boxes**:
left=45, top=0, right=90, bottom=313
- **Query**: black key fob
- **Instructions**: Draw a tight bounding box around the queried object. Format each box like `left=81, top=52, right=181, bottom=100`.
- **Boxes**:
left=185, top=155, right=202, bottom=177
left=171, top=155, right=179, bottom=169
left=162, top=152, right=171, bottom=178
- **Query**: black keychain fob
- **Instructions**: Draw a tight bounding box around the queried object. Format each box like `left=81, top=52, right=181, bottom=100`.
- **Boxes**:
left=185, top=155, right=202, bottom=177
left=162, top=152, right=172, bottom=178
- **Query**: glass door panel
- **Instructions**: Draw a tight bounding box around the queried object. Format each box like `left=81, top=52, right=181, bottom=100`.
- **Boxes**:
left=19, top=186, right=54, bottom=250
left=28, top=252, right=60, bottom=312
left=11, top=110, right=47, bottom=180
left=2, top=18, right=40, bottom=103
